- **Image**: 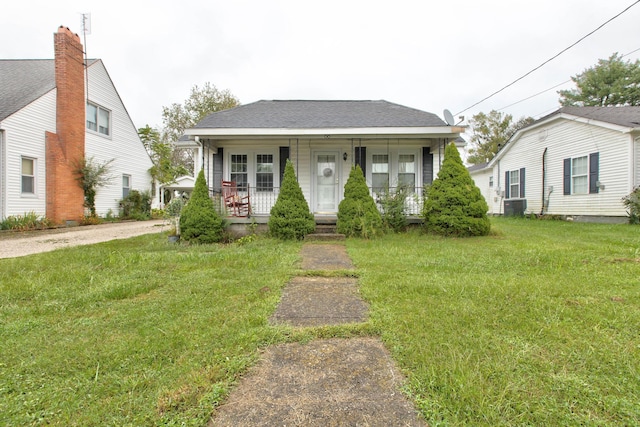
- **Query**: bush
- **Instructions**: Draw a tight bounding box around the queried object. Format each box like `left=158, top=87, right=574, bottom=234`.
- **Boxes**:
left=0, top=211, right=52, bottom=231
left=268, top=159, right=315, bottom=240
left=179, top=170, right=225, bottom=244
left=377, top=185, right=409, bottom=233
left=422, top=142, right=490, bottom=237
left=119, top=190, right=152, bottom=220
left=622, top=187, right=640, bottom=224
left=337, top=165, right=383, bottom=238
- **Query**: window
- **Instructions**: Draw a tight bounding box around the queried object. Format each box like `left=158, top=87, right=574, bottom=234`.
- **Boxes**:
left=256, top=154, right=274, bottom=191
left=231, top=154, right=248, bottom=190
left=371, top=154, right=389, bottom=192
left=398, top=154, right=416, bottom=190
left=87, top=102, right=110, bottom=136
left=571, top=156, right=588, bottom=194
left=122, top=174, right=131, bottom=198
left=21, top=157, right=35, bottom=195
left=564, top=153, right=599, bottom=195
left=504, top=168, right=525, bottom=199
left=489, top=176, right=494, bottom=187
left=509, top=170, right=520, bottom=199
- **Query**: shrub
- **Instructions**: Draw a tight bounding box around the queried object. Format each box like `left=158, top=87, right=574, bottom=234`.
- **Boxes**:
left=0, top=212, right=52, bottom=231
left=337, top=165, right=383, bottom=238
left=622, top=187, right=640, bottom=224
left=377, top=185, right=409, bottom=233
left=422, top=142, right=490, bottom=237
left=119, top=190, right=152, bottom=220
left=179, top=170, right=225, bottom=244
left=268, top=159, right=315, bottom=240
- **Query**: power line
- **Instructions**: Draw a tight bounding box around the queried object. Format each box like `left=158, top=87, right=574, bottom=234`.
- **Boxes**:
left=496, top=46, right=640, bottom=113
left=455, top=0, right=640, bottom=116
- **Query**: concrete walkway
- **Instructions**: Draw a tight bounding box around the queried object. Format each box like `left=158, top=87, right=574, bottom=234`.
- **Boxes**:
left=210, top=243, right=426, bottom=426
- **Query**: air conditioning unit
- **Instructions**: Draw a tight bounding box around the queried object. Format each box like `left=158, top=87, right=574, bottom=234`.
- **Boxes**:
left=504, top=199, right=527, bottom=216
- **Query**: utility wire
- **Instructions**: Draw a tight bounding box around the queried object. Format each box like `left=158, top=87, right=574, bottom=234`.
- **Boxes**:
left=455, top=0, right=640, bottom=116
left=496, top=46, right=640, bottom=112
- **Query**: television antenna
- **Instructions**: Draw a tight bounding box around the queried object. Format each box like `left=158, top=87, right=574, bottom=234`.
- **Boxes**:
left=81, top=13, right=91, bottom=101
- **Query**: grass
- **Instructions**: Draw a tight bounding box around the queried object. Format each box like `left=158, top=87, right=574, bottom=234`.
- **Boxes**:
left=0, top=218, right=638, bottom=425
left=348, top=218, right=640, bottom=426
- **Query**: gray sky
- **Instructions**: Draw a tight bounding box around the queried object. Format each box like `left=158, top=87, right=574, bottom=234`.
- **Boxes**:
left=3, top=0, right=639, bottom=137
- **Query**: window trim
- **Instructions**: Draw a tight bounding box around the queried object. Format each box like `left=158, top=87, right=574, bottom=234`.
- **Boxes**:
left=122, top=174, right=131, bottom=199
left=367, top=149, right=420, bottom=191
left=86, top=101, right=111, bottom=137
left=227, top=150, right=280, bottom=192
left=21, top=156, right=36, bottom=196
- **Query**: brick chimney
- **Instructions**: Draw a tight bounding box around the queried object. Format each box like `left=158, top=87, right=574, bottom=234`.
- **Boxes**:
left=45, top=26, right=86, bottom=224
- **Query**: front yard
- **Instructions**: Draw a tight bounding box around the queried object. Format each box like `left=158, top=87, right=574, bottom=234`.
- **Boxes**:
left=0, top=218, right=638, bottom=425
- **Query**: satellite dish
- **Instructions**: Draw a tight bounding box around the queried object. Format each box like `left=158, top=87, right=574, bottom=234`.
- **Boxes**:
left=443, top=109, right=455, bottom=126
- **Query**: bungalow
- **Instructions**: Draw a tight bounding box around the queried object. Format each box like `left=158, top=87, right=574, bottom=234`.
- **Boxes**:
left=469, top=106, right=640, bottom=222
left=0, top=26, right=153, bottom=224
left=179, top=100, right=464, bottom=222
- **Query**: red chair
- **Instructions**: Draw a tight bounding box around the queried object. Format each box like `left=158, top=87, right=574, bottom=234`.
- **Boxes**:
left=221, top=181, right=251, bottom=217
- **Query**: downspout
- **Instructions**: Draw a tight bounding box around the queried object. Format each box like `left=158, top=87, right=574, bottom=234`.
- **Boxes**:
left=541, top=147, right=547, bottom=215
left=0, top=128, right=4, bottom=219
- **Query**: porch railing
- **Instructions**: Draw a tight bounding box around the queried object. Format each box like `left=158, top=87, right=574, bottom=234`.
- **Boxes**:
left=210, top=186, right=425, bottom=217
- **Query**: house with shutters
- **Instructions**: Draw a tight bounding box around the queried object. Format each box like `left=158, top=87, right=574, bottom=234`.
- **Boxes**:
left=469, top=106, right=640, bottom=221
left=178, top=100, right=464, bottom=222
left=0, top=26, right=153, bottom=224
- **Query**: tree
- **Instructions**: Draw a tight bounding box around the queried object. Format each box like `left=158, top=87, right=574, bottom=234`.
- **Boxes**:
left=162, top=82, right=240, bottom=144
left=559, top=53, right=640, bottom=107
left=336, top=165, right=383, bottom=238
left=466, top=110, right=533, bottom=165
left=74, top=156, right=114, bottom=217
left=268, top=160, right=315, bottom=240
left=160, top=82, right=240, bottom=175
left=138, top=125, right=188, bottom=185
left=423, top=143, right=490, bottom=237
left=179, top=169, right=225, bottom=244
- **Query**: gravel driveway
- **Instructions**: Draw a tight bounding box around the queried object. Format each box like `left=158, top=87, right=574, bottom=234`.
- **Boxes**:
left=0, top=220, right=167, bottom=259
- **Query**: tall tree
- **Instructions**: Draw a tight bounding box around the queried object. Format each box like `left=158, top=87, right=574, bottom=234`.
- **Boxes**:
left=160, top=82, right=239, bottom=175
left=558, top=53, right=640, bottom=107
left=466, top=110, right=533, bottom=165
left=162, top=82, right=240, bottom=144
left=138, top=125, right=188, bottom=185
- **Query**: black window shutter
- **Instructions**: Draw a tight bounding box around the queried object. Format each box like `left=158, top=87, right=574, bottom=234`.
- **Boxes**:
left=520, top=168, right=526, bottom=198
left=355, top=147, right=366, bottom=176
left=589, top=152, right=599, bottom=194
left=563, top=158, right=571, bottom=195
left=423, top=147, right=434, bottom=186
left=212, top=147, right=224, bottom=193
left=504, top=171, right=510, bottom=199
left=279, top=146, right=290, bottom=185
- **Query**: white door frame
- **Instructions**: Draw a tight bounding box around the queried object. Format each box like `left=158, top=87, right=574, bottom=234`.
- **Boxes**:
left=311, top=150, right=341, bottom=213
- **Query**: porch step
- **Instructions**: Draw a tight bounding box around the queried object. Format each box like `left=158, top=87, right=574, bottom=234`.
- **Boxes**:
left=305, top=224, right=345, bottom=241
left=305, top=233, right=345, bottom=242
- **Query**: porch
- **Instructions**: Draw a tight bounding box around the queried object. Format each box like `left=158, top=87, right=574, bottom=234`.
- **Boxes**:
left=210, top=185, right=425, bottom=223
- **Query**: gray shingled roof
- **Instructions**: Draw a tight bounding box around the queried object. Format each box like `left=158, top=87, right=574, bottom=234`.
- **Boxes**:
left=553, top=106, right=640, bottom=128
left=193, top=100, right=447, bottom=129
left=0, top=60, right=56, bottom=121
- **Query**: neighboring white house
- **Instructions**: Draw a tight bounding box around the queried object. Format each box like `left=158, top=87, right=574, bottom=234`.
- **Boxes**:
left=179, top=100, right=464, bottom=222
left=469, top=106, right=640, bottom=221
left=0, top=26, right=153, bottom=223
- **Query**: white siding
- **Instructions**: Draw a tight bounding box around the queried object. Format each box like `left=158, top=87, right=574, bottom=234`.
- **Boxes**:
left=1, top=90, right=56, bottom=218
left=84, top=61, right=153, bottom=217
left=470, top=168, right=495, bottom=214
left=495, top=118, right=634, bottom=218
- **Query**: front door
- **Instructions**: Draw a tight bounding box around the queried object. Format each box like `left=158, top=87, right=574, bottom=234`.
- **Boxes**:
left=314, top=152, right=339, bottom=213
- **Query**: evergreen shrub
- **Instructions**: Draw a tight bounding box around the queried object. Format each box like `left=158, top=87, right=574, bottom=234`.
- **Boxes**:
left=268, top=160, right=315, bottom=240
left=180, top=170, right=225, bottom=243
left=422, top=142, right=490, bottom=237
left=337, top=165, right=383, bottom=238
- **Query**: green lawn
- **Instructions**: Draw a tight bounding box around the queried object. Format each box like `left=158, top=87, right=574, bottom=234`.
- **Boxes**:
left=1, top=218, right=638, bottom=426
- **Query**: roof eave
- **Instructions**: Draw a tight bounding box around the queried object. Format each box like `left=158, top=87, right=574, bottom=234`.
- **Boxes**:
left=185, top=126, right=463, bottom=140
